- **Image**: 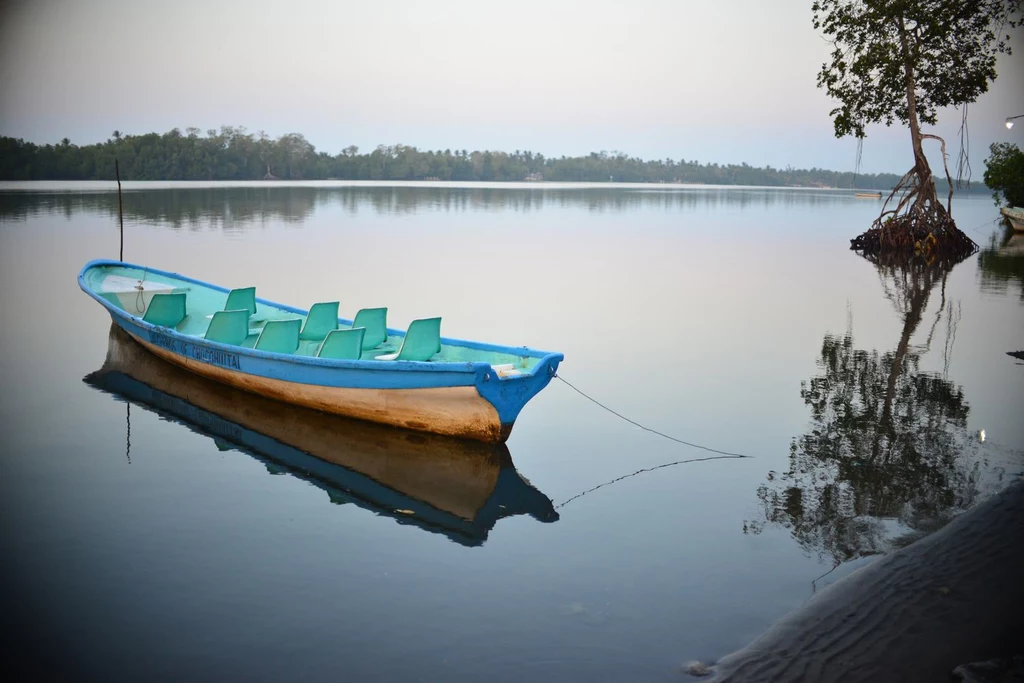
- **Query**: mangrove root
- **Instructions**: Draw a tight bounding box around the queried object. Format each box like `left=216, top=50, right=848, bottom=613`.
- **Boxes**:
left=851, top=138, right=977, bottom=260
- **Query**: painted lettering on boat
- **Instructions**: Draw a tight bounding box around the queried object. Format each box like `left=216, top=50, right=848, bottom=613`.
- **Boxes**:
left=150, top=331, right=241, bottom=370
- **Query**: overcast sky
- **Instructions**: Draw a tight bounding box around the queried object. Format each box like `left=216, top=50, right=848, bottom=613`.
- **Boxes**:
left=1, top=0, right=1021, bottom=174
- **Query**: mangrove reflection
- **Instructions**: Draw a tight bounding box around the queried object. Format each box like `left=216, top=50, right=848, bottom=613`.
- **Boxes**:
left=0, top=184, right=872, bottom=226
left=746, top=251, right=985, bottom=564
left=84, top=325, right=557, bottom=547
left=977, top=226, right=1024, bottom=300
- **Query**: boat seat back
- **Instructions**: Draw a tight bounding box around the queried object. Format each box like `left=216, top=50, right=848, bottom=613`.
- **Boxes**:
left=300, top=301, right=339, bottom=341
left=255, top=318, right=301, bottom=354
left=142, top=292, right=186, bottom=328
left=396, top=317, right=442, bottom=361
left=352, top=307, right=388, bottom=349
left=205, top=309, right=250, bottom=346
left=317, top=327, right=366, bottom=360
left=225, top=287, right=257, bottom=317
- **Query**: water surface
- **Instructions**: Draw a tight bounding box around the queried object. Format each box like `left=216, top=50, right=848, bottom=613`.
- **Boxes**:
left=1, top=182, right=1021, bottom=681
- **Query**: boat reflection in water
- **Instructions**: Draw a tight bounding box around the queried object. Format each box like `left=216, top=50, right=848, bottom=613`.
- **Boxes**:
left=85, top=325, right=558, bottom=546
left=977, top=226, right=1024, bottom=299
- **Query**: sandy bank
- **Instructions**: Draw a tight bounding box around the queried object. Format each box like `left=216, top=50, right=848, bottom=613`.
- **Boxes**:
left=711, top=480, right=1024, bottom=682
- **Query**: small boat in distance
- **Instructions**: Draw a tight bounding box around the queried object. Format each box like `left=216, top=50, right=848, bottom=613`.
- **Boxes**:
left=1001, top=206, right=1024, bottom=232
left=85, top=325, right=558, bottom=546
left=78, top=260, right=563, bottom=443
left=855, top=191, right=883, bottom=199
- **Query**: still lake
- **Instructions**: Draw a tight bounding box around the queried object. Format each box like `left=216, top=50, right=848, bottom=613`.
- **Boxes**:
left=1, top=182, right=1022, bottom=681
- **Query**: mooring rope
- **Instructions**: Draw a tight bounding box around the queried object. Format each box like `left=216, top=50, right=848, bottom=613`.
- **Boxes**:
left=556, top=453, right=751, bottom=508
left=967, top=216, right=1000, bottom=235
left=553, top=373, right=754, bottom=459
left=133, top=266, right=150, bottom=314
left=134, top=286, right=146, bottom=313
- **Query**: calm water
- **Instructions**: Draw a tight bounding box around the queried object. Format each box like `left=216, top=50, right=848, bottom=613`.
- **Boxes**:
left=1, top=182, right=1022, bottom=681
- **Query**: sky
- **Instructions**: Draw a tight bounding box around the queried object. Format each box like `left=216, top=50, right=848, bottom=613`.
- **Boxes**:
left=1, top=0, right=1021, bottom=175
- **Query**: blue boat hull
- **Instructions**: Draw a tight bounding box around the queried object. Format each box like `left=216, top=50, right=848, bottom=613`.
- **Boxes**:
left=79, top=260, right=563, bottom=442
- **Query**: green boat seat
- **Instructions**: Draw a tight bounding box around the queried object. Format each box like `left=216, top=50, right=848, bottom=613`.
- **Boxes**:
left=205, top=309, right=250, bottom=346
left=352, top=307, right=389, bottom=349
left=317, top=327, right=366, bottom=360
left=142, top=292, right=186, bottom=328
left=255, top=318, right=301, bottom=354
left=376, top=317, right=441, bottom=362
left=300, top=301, right=340, bottom=341
left=225, top=286, right=257, bottom=317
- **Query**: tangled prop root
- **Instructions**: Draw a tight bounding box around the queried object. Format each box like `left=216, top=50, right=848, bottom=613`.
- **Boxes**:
left=850, top=165, right=977, bottom=259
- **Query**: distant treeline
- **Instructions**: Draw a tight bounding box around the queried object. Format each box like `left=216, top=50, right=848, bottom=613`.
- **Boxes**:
left=0, top=126, right=972, bottom=190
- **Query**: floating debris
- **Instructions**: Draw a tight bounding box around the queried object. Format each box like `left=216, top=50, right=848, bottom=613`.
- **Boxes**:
left=682, top=661, right=712, bottom=677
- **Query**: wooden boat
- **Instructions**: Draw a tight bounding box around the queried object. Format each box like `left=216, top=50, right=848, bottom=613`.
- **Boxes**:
left=79, top=260, right=563, bottom=443
left=1001, top=206, right=1024, bottom=232
left=855, top=191, right=883, bottom=199
left=84, top=325, right=558, bottom=546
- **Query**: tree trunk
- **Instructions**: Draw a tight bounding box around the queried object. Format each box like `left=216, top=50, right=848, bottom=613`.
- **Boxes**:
left=897, top=18, right=936, bottom=202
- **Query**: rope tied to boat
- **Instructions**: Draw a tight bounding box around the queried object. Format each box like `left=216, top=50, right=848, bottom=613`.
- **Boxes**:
left=133, top=266, right=149, bottom=314
left=551, top=373, right=755, bottom=509
left=556, top=453, right=752, bottom=508
left=552, top=373, right=754, bottom=459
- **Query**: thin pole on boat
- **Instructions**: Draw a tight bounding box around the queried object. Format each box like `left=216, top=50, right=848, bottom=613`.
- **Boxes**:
left=115, top=159, right=124, bottom=261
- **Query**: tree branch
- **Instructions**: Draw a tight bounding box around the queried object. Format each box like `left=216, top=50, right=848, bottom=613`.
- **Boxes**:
left=920, top=133, right=954, bottom=213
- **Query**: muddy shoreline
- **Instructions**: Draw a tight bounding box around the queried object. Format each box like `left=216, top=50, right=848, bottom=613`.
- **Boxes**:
left=711, top=480, right=1024, bottom=682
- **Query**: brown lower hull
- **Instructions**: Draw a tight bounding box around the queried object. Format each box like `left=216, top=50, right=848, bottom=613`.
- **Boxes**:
left=131, top=333, right=507, bottom=443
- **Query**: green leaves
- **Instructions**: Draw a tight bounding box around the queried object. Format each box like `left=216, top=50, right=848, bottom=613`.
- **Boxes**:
left=983, top=142, right=1024, bottom=206
left=812, top=0, right=1021, bottom=139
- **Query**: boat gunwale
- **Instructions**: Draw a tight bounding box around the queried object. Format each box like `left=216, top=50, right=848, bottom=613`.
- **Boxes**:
left=78, top=259, right=564, bottom=379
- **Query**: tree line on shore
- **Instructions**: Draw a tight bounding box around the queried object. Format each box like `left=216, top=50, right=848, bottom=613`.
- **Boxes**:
left=0, top=126, right=965, bottom=190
